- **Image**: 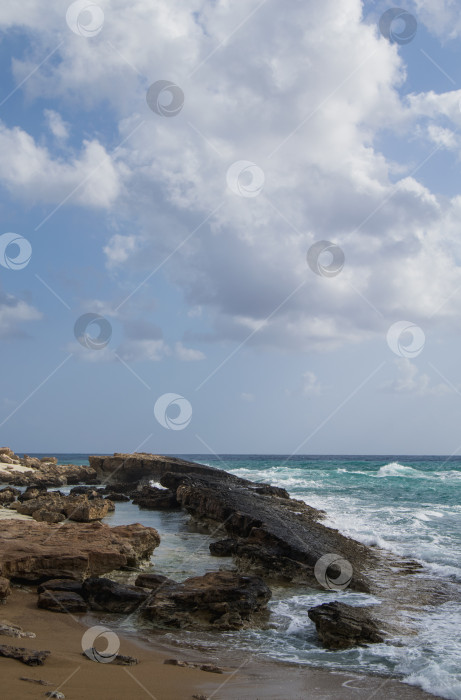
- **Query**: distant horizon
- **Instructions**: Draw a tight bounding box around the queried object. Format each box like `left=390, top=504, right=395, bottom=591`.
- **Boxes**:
left=15, top=450, right=461, bottom=459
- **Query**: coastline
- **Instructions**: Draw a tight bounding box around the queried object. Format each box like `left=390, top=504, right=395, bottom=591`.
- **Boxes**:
left=1, top=588, right=437, bottom=700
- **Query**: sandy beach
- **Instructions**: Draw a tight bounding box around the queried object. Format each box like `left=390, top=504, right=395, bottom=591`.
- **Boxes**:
left=1, top=588, right=437, bottom=700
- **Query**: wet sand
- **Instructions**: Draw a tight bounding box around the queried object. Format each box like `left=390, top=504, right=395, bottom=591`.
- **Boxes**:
left=0, top=588, right=437, bottom=700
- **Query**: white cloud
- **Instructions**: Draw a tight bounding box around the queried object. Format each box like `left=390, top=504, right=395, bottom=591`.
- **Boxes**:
left=0, top=290, right=41, bottom=338
left=2, top=0, right=461, bottom=353
left=44, top=109, right=69, bottom=142
left=241, top=392, right=255, bottom=402
left=174, top=342, right=205, bottom=361
left=381, top=359, right=452, bottom=396
left=0, top=121, right=121, bottom=209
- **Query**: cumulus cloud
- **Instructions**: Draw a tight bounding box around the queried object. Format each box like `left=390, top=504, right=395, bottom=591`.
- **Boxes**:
left=0, top=121, right=121, bottom=209
left=2, top=0, right=461, bottom=353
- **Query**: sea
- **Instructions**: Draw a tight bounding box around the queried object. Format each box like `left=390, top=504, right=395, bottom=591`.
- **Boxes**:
left=27, top=454, right=461, bottom=700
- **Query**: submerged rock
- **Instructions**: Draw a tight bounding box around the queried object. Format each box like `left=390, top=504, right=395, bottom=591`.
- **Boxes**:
left=307, top=601, right=385, bottom=649
left=141, top=570, right=271, bottom=630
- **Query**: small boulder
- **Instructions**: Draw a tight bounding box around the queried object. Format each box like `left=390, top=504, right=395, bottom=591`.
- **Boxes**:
left=307, top=602, right=384, bottom=650
left=132, top=486, right=179, bottom=510
left=37, top=591, right=88, bottom=614
left=82, top=577, right=149, bottom=614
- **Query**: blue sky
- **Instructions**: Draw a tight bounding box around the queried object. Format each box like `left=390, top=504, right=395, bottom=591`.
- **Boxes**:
left=2, top=0, right=461, bottom=455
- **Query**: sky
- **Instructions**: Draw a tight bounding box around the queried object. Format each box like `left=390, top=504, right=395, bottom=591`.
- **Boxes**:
left=1, top=0, right=461, bottom=456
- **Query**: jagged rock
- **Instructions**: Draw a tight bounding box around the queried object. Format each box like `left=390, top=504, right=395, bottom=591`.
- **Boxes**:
left=40, top=457, right=58, bottom=464
left=209, top=539, right=238, bottom=557
left=141, top=570, right=271, bottom=630
left=37, top=591, right=88, bottom=613
left=307, top=602, right=385, bottom=650
left=0, top=453, right=98, bottom=487
left=69, top=486, right=103, bottom=497
left=0, top=620, right=35, bottom=639
left=161, top=471, right=374, bottom=590
left=22, top=456, right=42, bottom=469
left=82, top=577, right=149, bottom=613
left=13, top=492, right=112, bottom=523
left=0, top=644, right=50, bottom=665
left=135, top=573, right=175, bottom=590
left=37, top=579, right=83, bottom=595
left=132, top=486, right=179, bottom=510
left=18, top=485, right=48, bottom=502
left=0, top=520, right=160, bottom=583
left=0, top=488, right=17, bottom=505
left=0, top=577, right=11, bottom=601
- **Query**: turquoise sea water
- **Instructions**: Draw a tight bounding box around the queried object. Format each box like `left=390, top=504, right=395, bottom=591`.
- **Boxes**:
left=28, top=454, right=461, bottom=699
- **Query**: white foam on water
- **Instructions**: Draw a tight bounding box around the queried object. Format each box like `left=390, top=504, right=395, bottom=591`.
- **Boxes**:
left=376, top=462, right=428, bottom=478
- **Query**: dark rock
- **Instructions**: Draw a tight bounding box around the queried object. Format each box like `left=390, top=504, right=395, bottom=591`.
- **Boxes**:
left=307, top=602, right=385, bottom=650
left=37, top=591, right=88, bottom=613
left=89, top=452, right=244, bottom=485
left=141, top=570, right=271, bottom=630
left=135, top=573, right=175, bottom=590
left=81, top=651, right=138, bottom=665
left=82, top=577, right=149, bottom=613
left=209, top=539, right=238, bottom=557
left=132, top=486, right=179, bottom=510
left=0, top=644, right=50, bottom=665
left=164, top=471, right=374, bottom=590
left=37, top=579, right=84, bottom=595
left=18, top=485, right=48, bottom=502
left=105, top=493, right=130, bottom=502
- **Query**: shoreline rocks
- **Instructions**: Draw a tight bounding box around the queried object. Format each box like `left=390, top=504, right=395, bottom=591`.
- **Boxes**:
left=140, top=570, right=272, bottom=631
left=308, top=602, right=385, bottom=650
left=0, top=520, right=160, bottom=583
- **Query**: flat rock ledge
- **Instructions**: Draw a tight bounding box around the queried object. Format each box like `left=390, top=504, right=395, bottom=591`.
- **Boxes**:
left=0, top=519, right=160, bottom=583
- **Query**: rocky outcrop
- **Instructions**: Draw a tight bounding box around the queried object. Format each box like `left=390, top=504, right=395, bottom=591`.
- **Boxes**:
left=81, top=577, right=149, bottom=613
left=10, top=492, right=113, bottom=523
left=0, top=451, right=98, bottom=487
left=160, top=472, right=374, bottom=590
left=131, top=486, right=179, bottom=510
left=141, top=570, right=271, bottom=630
left=307, top=602, right=385, bottom=649
left=0, top=520, right=160, bottom=584
left=89, top=452, right=238, bottom=485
